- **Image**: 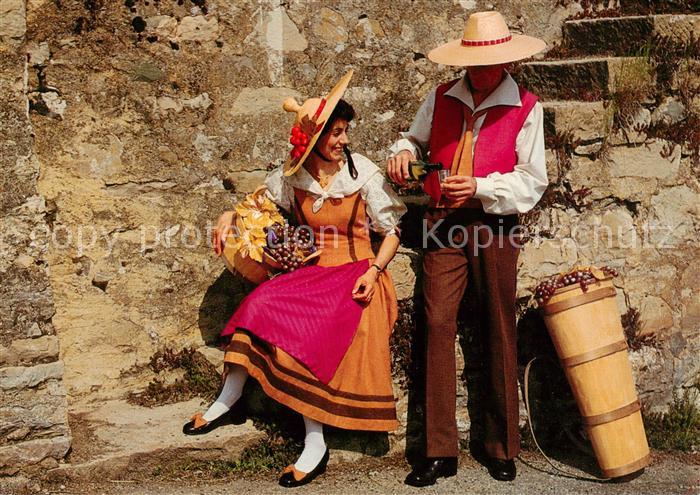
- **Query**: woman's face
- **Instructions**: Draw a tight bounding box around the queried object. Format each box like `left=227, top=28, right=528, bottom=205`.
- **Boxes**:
left=315, top=119, right=350, bottom=162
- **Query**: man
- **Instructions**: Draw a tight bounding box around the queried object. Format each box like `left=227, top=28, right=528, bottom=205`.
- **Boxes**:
left=387, top=11, right=547, bottom=486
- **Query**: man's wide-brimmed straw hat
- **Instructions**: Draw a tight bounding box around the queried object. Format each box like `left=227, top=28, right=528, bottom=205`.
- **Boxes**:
left=282, top=70, right=354, bottom=176
left=428, top=11, right=546, bottom=66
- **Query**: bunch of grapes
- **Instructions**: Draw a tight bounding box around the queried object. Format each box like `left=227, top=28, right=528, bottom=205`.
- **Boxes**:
left=264, top=223, right=316, bottom=273
left=601, top=266, right=619, bottom=277
left=534, top=266, right=620, bottom=306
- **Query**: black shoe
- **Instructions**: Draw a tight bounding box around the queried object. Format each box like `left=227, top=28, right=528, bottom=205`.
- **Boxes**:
left=486, top=458, right=516, bottom=481
left=278, top=448, right=329, bottom=488
left=182, top=403, right=245, bottom=435
left=405, top=457, right=458, bottom=487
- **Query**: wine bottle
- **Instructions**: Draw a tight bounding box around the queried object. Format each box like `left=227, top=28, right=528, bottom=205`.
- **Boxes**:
left=407, top=161, right=444, bottom=181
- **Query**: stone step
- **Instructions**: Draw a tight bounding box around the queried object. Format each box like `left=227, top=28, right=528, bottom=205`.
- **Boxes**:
left=46, top=399, right=263, bottom=481
left=619, top=0, right=700, bottom=15
left=542, top=101, right=609, bottom=143
left=517, top=56, right=655, bottom=101
left=562, top=14, right=700, bottom=57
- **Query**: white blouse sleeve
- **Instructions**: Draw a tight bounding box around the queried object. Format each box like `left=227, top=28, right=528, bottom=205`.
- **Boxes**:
left=263, top=166, right=293, bottom=213
left=360, top=171, right=408, bottom=236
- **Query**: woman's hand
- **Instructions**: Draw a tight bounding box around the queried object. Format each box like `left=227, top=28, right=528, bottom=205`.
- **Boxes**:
left=212, top=210, right=235, bottom=256
left=351, top=268, right=380, bottom=303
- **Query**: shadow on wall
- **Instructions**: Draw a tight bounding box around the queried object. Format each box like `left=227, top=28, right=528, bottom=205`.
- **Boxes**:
left=197, top=269, right=254, bottom=345
left=516, top=306, right=600, bottom=477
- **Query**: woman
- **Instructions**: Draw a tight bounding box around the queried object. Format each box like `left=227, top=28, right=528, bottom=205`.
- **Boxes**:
left=183, top=71, right=407, bottom=487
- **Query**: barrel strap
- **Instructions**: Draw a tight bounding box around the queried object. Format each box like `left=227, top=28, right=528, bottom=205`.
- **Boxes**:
left=583, top=400, right=641, bottom=427
left=561, top=340, right=628, bottom=368
left=543, top=287, right=617, bottom=316
left=601, top=454, right=650, bottom=478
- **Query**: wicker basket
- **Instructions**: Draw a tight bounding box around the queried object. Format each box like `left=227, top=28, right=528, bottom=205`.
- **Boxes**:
left=221, top=245, right=269, bottom=285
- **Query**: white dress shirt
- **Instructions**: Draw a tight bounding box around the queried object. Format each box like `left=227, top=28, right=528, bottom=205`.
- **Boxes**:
left=389, top=73, right=548, bottom=215
left=265, top=153, right=407, bottom=236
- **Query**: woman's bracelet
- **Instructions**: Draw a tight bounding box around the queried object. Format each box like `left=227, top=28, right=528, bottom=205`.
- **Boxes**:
left=370, top=263, right=384, bottom=273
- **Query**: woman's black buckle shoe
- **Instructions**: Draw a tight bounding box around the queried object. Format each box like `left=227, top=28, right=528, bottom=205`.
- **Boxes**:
left=405, top=457, right=458, bottom=487
left=182, top=404, right=245, bottom=435
left=278, top=448, right=330, bottom=488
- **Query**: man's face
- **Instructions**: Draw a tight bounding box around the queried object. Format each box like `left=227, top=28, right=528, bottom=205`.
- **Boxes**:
left=466, top=64, right=507, bottom=92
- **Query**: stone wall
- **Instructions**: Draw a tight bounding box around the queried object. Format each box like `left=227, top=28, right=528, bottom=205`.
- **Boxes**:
left=21, top=0, right=586, bottom=402
left=1, top=0, right=698, bottom=474
left=0, top=0, right=71, bottom=476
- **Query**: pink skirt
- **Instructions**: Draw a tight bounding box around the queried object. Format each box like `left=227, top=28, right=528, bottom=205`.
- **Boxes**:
left=221, top=259, right=370, bottom=384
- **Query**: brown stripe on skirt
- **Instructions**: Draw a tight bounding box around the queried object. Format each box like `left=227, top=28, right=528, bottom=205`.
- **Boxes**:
left=226, top=338, right=395, bottom=402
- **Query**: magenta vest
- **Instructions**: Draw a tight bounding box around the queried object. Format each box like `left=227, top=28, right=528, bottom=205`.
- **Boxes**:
left=423, top=78, right=539, bottom=203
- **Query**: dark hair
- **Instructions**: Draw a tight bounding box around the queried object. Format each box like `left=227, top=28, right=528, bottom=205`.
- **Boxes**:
left=319, top=99, right=358, bottom=179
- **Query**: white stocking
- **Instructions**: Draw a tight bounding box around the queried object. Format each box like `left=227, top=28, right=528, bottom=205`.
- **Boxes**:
left=294, top=416, right=327, bottom=473
left=202, top=365, right=247, bottom=422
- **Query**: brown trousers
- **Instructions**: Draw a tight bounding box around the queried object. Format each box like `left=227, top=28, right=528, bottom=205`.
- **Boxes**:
left=422, top=208, right=520, bottom=460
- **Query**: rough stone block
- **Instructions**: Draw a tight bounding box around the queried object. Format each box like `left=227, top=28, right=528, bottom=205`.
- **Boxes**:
left=648, top=185, right=699, bottom=247
left=0, top=362, right=64, bottom=390
left=519, top=57, right=655, bottom=101
left=0, top=262, right=56, bottom=347
left=638, top=295, right=675, bottom=336
left=174, top=15, right=219, bottom=43
left=563, top=15, right=655, bottom=56
left=230, top=87, right=302, bottom=116
left=0, top=336, right=59, bottom=367
left=0, top=436, right=71, bottom=474
left=0, top=0, right=26, bottom=46
left=629, top=345, right=674, bottom=407
left=0, top=380, right=69, bottom=444
left=674, top=331, right=700, bottom=388
left=388, top=247, right=419, bottom=301
left=313, top=7, right=348, bottom=45
left=543, top=100, right=608, bottom=142
left=654, top=14, right=700, bottom=44
left=517, top=58, right=611, bottom=101
left=261, top=7, right=308, bottom=52
left=608, top=142, right=680, bottom=181
left=562, top=14, right=699, bottom=57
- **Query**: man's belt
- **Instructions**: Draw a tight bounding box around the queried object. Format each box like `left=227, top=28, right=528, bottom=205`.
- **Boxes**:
left=428, top=197, right=483, bottom=209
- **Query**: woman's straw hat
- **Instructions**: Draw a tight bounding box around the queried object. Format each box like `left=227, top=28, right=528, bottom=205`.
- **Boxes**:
left=428, top=11, right=546, bottom=66
left=282, top=70, right=354, bottom=176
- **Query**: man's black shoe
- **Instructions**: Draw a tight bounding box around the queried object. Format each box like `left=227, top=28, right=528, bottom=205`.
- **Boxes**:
left=404, top=457, right=458, bottom=487
left=487, top=458, right=516, bottom=481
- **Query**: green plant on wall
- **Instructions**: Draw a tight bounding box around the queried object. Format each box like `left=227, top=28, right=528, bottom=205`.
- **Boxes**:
left=643, top=388, right=700, bottom=451
left=607, top=44, right=655, bottom=139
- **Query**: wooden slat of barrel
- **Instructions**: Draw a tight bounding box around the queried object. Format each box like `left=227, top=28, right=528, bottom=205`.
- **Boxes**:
left=588, top=411, right=650, bottom=477
left=567, top=351, right=639, bottom=417
left=544, top=280, right=621, bottom=360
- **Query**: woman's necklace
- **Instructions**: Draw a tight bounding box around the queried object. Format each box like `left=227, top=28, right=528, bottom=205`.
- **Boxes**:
left=310, top=164, right=340, bottom=189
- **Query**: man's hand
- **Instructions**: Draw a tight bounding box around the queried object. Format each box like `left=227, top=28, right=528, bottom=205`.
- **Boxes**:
left=212, top=210, right=235, bottom=256
left=440, top=175, right=477, bottom=204
left=387, top=150, right=416, bottom=186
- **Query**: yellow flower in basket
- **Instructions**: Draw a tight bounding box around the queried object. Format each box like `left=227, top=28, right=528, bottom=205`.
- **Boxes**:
left=222, top=186, right=285, bottom=284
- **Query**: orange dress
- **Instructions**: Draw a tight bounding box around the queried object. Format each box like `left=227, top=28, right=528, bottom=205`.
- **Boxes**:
left=223, top=188, right=399, bottom=431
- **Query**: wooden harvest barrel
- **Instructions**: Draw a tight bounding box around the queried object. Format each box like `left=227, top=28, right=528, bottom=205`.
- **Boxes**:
left=542, top=277, right=650, bottom=478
